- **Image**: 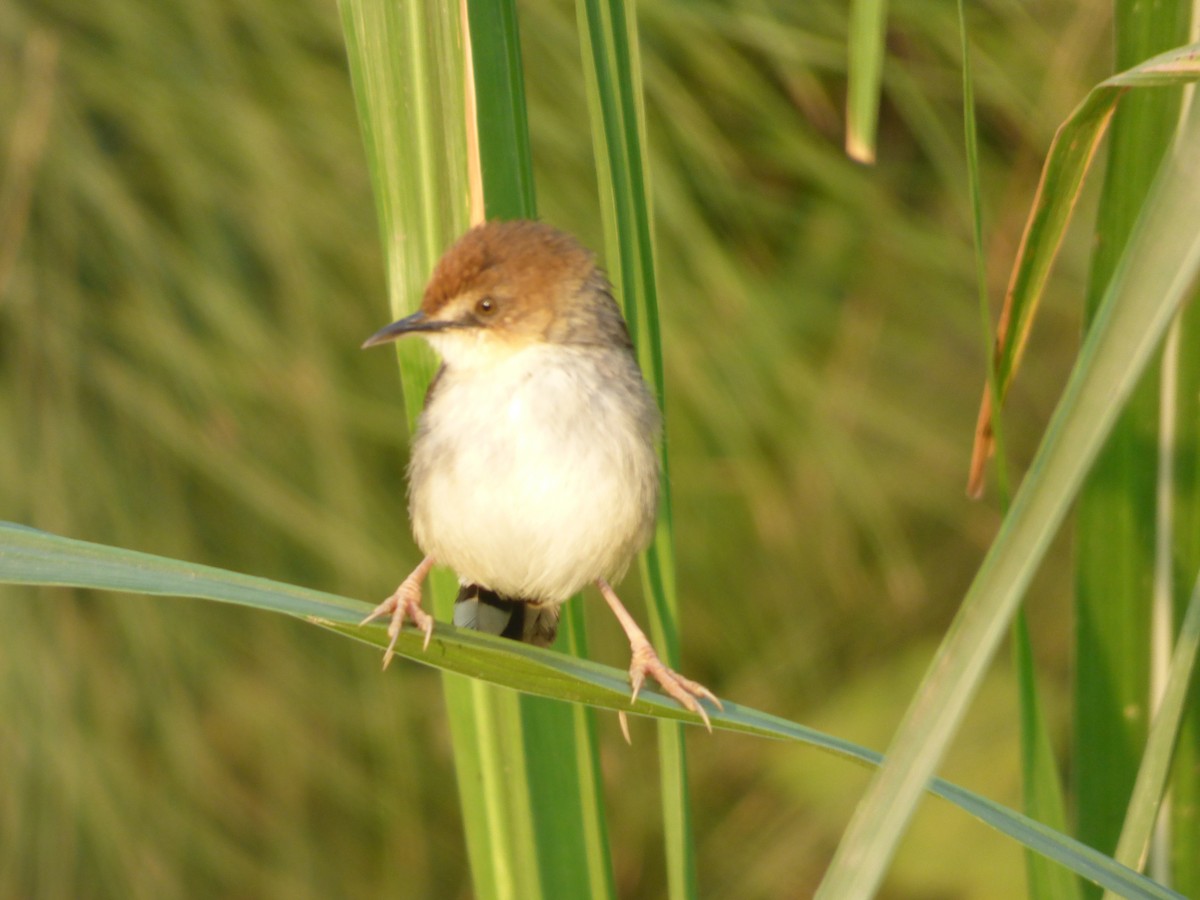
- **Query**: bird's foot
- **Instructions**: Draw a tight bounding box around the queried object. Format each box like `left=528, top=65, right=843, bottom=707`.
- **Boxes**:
left=626, top=637, right=722, bottom=733
left=594, top=577, right=722, bottom=733
left=361, top=557, right=436, bottom=667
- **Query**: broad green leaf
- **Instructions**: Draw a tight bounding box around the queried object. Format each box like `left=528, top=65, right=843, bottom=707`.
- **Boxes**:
left=336, top=0, right=467, bottom=415
left=462, top=1, right=614, bottom=896
left=339, top=2, right=550, bottom=897
left=340, top=0, right=615, bottom=895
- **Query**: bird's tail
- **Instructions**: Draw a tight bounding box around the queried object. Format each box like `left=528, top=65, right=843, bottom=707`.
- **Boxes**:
left=453, top=584, right=560, bottom=647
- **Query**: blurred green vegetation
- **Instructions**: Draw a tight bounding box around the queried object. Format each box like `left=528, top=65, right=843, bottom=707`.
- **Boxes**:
left=1, top=0, right=1111, bottom=896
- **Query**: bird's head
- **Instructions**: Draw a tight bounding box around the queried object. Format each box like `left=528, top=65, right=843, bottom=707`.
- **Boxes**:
left=362, top=220, right=630, bottom=368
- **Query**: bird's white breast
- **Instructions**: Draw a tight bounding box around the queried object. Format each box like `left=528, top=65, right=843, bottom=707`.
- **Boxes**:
left=408, top=342, right=660, bottom=603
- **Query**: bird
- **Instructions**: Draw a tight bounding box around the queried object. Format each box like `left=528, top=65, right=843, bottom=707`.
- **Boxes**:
left=359, top=219, right=720, bottom=729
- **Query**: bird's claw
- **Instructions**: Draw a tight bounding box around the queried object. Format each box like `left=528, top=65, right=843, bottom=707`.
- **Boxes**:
left=617, top=710, right=632, bottom=745
left=360, top=577, right=434, bottom=668
left=626, top=641, right=722, bottom=733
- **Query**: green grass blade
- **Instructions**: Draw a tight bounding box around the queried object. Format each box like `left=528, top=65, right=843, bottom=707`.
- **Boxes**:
left=343, top=0, right=616, bottom=894
left=958, top=0, right=1011, bottom=502
left=466, top=0, right=536, bottom=216
left=0, top=522, right=706, bottom=723
left=575, top=2, right=696, bottom=897
left=957, top=10, right=1074, bottom=894
left=845, top=0, right=888, bottom=163
left=1015, top=616, right=1085, bottom=900
left=0, top=521, right=1185, bottom=900
left=463, top=1, right=614, bottom=895
left=814, top=109, right=1200, bottom=900
left=1075, top=14, right=1192, bottom=881
left=527, top=615, right=615, bottom=900
left=440, top=656, right=544, bottom=900
left=1170, top=284, right=1200, bottom=896
left=337, top=0, right=468, bottom=410
left=1101, top=569, right=1200, bottom=899
left=339, top=2, right=549, bottom=897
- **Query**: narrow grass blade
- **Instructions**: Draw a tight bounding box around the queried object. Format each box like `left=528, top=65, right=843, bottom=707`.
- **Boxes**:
left=575, top=2, right=697, bottom=897
left=1170, top=292, right=1200, bottom=897
left=815, top=109, right=1200, bottom=900
left=956, top=11, right=1074, bottom=894
left=1014, top=615, right=1084, bottom=900
left=845, top=0, right=888, bottom=163
left=0, top=521, right=1184, bottom=900
left=966, top=42, right=1200, bottom=496
left=1100, top=569, right=1200, bottom=899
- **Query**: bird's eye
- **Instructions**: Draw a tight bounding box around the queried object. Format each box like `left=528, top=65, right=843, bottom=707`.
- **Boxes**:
left=475, top=297, right=497, bottom=317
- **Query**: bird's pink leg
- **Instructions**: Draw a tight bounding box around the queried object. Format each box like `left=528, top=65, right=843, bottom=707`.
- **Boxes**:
left=361, top=555, right=437, bottom=668
left=596, top=578, right=722, bottom=732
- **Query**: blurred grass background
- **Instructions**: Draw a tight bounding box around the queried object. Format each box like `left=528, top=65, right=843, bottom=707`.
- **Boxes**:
left=0, top=0, right=1112, bottom=896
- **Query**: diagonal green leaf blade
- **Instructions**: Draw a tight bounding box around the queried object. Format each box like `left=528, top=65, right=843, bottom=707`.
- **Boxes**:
left=817, top=100, right=1200, bottom=900
left=0, top=521, right=1184, bottom=900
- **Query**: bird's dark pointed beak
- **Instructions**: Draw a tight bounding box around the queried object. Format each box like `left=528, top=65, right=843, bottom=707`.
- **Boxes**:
left=361, top=310, right=452, bottom=349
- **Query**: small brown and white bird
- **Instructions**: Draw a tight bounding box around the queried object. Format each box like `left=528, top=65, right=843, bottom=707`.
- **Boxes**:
left=360, top=220, right=719, bottom=727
